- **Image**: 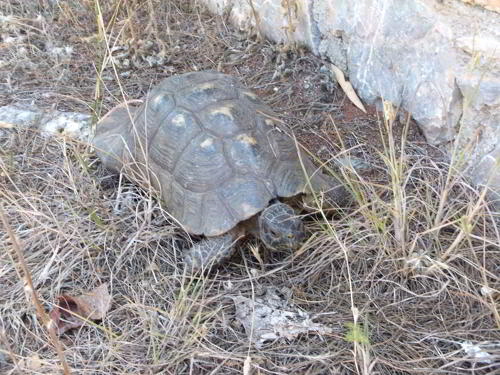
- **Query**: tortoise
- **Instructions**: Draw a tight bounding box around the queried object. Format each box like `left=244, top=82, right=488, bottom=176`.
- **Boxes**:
left=93, top=71, right=349, bottom=271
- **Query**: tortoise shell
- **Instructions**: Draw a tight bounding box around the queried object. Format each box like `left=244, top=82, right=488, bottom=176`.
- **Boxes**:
left=94, top=71, right=319, bottom=236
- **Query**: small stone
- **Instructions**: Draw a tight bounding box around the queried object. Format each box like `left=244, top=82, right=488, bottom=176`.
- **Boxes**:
left=480, top=285, right=494, bottom=296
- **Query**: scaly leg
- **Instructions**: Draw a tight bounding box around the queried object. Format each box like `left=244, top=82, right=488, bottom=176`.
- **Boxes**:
left=183, top=231, right=240, bottom=272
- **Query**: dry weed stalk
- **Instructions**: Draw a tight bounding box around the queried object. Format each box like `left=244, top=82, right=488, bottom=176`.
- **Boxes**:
left=0, top=205, right=72, bottom=375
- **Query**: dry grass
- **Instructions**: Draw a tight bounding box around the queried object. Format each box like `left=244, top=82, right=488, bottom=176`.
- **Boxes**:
left=1, top=1, right=499, bottom=374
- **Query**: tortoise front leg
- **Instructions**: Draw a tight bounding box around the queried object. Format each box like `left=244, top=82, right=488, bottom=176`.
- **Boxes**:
left=300, top=155, right=351, bottom=208
left=303, top=169, right=351, bottom=210
left=317, top=172, right=351, bottom=207
left=183, top=230, right=241, bottom=272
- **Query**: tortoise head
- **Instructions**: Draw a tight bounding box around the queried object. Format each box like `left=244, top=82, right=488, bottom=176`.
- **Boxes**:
left=258, top=202, right=305, bottom=252
left=93, top=103, right=139, bottom=172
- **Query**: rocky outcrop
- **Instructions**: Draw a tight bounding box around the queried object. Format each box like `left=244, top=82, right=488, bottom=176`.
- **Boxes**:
left=203, top=0, right=500, bottom=194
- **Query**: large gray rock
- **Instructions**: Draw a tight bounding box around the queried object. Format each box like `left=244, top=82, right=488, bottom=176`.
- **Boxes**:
left=203, top=0, right=500, bottom=194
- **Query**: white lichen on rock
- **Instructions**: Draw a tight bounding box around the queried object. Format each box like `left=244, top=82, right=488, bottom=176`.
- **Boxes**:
left=230, top=287, right=335, bottom=348
left=0, top=105, right=91, bottom=140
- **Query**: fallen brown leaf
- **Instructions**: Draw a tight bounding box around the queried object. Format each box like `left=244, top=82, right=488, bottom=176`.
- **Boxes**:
left=0, top=121, right=14, bottom=129
left=330, top=64, right=367, bottom=113
left=49, top=283, right=111, bottom=335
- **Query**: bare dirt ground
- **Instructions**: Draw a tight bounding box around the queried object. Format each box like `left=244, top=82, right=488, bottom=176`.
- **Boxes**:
left=1, top=1, right=499, bottom=374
